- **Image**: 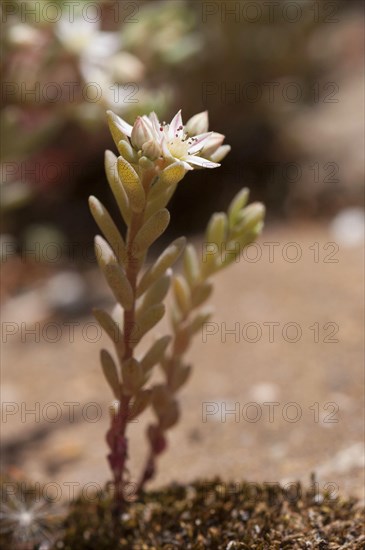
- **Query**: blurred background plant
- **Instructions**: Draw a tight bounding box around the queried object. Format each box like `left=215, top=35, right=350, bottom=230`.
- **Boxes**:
left=1, top=0, right=200, bottom=211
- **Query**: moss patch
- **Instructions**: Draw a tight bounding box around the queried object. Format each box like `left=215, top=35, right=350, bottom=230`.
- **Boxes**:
left=1, top=476, right=364, bottom=549
left=58, top=477, right=364, bottom=549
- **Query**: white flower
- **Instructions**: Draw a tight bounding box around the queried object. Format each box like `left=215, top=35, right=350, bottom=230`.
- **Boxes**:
left=56, top=15, right=122, bottom=108
left=108, top=109, right=230, bottom=170
left=7, top=24, right=41, bottom=47
left=56, top=16, right=109, bottom=57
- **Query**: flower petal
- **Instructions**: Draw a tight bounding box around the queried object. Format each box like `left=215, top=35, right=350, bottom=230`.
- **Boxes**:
left=185, top=155, right=220, bottom=168
left=169, top=109, right=184, bottom=139
left=149, top=111, right=162, bottom=135
left=142, top=114, right=162, bottom=143
left=180, top=161, right=194, bottom=171
left=142, top=114, right=153, bottom=130
left=187, top=132, right=213, bottom=154
left=161, top=138, right=180, bottom=165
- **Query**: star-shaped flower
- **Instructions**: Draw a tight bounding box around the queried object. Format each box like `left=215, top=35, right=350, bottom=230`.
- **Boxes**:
left=107, top=109, right=231, bottom=170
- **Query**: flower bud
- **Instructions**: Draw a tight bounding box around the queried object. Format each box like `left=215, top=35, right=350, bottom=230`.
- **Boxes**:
left=142, top=139, right=161, bottom=160
left=131, top=116, right=153, bottom=150
left=138, top=156, right=154, bottom=169
left=202, top=132, right=225, bottom=157
left=210, top=144, right=231, bottom=163
left=185, top=111, right=209, bottom=135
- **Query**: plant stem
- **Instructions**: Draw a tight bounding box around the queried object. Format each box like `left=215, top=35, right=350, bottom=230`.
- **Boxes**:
left=137, top=326, right=189, bottom=493
left=108, top=167, right=155, bottom=510
left=138, top=280, right=203, bottom=492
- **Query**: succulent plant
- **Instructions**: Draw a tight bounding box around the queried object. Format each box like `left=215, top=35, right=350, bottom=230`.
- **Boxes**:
left=89, top=108, right=265, bottom=507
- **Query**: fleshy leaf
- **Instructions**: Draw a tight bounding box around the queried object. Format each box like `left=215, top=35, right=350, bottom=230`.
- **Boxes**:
left=183, top=244, right=201, bottom=287
left=191, top=282, right=213, bottom=308
left=137, top=236, right=186, bottom=297
left=93, top=308, right=123, bottom=348
left=122, top=357, right=144, bottom=395
left=158, top=162, right=186, bottom=186
left=94, top=236, right=134, bottom=311
left=132, top=303, right=165, bottom=344
left=137, top=272, right=171, bottom=317
left=117, top=156, right=145, bottom=213
left=105, top=150, right=130, bottom=225
left=206, top=212, right=228, bottom=248
left=189, top=308, right=213, bottom=335
left=106, top=110, right=130, bottom=146
left=128, top=389, right=152, bottom=421
left=89, top=196, right=127, bottom=265
left=100, top=349, right=120, bottom=398
left=169, top=364, right=191, bottom=393
left=140, top=335, right=171, bottom=372
left=144, top=183, right=177, bottom=220
left=133, top=209, right=170, bottom=258
left=173, top=275, right=191, bottom=315
left=117, top=140, right=137, bottom=163
left=228, top=188, right=249, bottom=228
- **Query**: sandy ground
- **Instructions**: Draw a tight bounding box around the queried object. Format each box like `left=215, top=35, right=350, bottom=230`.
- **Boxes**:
left=1, top=223, right=364, bottom=503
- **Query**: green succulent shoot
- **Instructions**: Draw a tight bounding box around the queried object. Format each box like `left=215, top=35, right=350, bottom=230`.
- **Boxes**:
left=89, top=109, right=265, bottom=506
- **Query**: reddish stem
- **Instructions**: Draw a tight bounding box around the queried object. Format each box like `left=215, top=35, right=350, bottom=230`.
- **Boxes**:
left=107, top=167, right=155, bottom=510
